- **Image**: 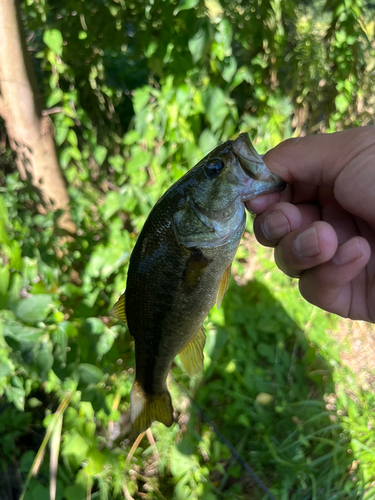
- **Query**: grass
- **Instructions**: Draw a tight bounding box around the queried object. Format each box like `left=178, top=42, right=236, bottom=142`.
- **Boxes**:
left=1, top=220, right=375, bottom=499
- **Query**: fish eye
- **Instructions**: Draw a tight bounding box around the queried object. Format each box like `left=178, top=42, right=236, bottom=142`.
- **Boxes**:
left=204, top=159, right=225, bottom=178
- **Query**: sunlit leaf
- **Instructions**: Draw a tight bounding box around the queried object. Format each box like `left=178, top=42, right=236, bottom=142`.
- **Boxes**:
left=335, top=93, right=350, bottom=114
left=3, top=321, right=44, bottom=343
left=96, top=328, right=116, bottom=359
left=93, top=145, right=108, bottom=166
left=188, top=28, right=208, bottom=63
left=83, top=317, right=105, bottom=335
left=133, top=87, right=150, bottom=114
left=15, top=294, right=53, bottom=323
left=174, top=0, right=199, bottom=15
left=5, top=386, right=25, bottom=411
left=46, top=88, right=63, bottom=107
left=0, top=264, right=10, bottom=296
left=43, top=29, right=63, bottom=56
left=77, top=364, right=104, bottom=385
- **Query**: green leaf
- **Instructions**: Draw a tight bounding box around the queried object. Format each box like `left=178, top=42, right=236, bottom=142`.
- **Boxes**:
left=335, top=93, right=350, bottom=114
left=199, top=129, right=217, bottom=155
left=20, top=450, right=36, bottom=474
left=133, top=87, right=150, bottom=114
left=0, top=219, right=11, bottom=246
left=170, top=444, right=199, bottom=479
left=221, top=56, right=237, bottom=82
left=5, top=386, right=25, bottom=411
left=46, top=88, right=63, bottom=107
left=0, top=195, right=9, bottom=225
left=216, top=18, right=232, bottom=51
left=55, top=125, right=69, bottom=146
left=9, top=272, right=22, bottom=302
left=85, top=447, right=106, bottom=477
left=57, top=320, right=78, bottom=338
left=34, top=342, right=54, bottom=374
left=77, top=363, right=104, bottom=385
left=174, top=0, right=199, bottom=15
left=15, top=294, right=53, bottom=323
left=0, top=264, right=10, bottom=296
left=63, top=485, right=86, bottom=500
left=93, top=145, right=108, bottom=166
left=126, top=147, right=151, bottom=174
left=103, top=191, right=120, bottom=220
left=67, top=129, right=78, bottom=147
left=145, top=40, right=158, bottom=58
left=5, top=240, right=22, bottom=271
left=188, top=28, right=208, bottom=63
left=0, top=359, right=13, bottom=378
left=96, top=328, right=116, bottom=359
left=83, top=317, right=105, bottom=335
left=108, top=154, right=124, bottom=174
left=59, top=283, right=82, bottom=299
left=3, top=321, right=44, bottom=343
left=43, top=29, right=63, bottom=56
left=123, top=130, right=141, bottom=146
left=62, top=431, right=89, bottom=463
left=205, top=87, right=229, bottom=131
left=335, top=30, right=347, bottom=44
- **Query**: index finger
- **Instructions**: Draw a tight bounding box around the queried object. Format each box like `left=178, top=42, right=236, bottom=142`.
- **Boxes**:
left=263, top=126, right=375, bottom=187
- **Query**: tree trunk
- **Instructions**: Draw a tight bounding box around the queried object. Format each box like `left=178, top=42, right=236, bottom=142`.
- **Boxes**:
left=0, top=0, right=75, bottom=234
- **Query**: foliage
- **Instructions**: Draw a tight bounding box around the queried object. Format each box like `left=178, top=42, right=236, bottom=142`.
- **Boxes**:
left=1, top=0, right=375, bottom=499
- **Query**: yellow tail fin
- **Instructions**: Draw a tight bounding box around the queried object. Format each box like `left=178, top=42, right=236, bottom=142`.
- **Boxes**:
left=130, top=381, right=174, bottom=433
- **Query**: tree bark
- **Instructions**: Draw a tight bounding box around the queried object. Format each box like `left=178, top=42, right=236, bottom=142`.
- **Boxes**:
left=0, top=0, right=75, bottom=234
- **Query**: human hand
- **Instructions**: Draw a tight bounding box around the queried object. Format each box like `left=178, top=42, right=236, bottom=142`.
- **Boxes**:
left=246, top=127, right=375, bottom=322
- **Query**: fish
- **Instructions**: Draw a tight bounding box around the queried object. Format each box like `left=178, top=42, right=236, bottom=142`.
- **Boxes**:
left=111, top=133, right=285, bottom=433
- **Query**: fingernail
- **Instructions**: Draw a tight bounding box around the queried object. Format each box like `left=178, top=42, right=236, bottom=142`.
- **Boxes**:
left=333, top=238, right=362, bottom=265
left=294, top=226, right=320, bottom=258
left=263, top=211, right=290, bottom=240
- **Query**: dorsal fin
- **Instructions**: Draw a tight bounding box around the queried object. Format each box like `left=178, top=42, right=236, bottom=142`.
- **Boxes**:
left=110, top=293, right=127, bottom=324
left=216, top=265, right=231, bottom=309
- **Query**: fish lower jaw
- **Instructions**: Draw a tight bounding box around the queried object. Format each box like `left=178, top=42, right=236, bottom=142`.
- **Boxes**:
left=241, top=178, right=286, bottom=201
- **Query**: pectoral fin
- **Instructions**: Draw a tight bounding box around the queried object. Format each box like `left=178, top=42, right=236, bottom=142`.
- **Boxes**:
left=131, top=381, right=173, bottom=433
left=183, top=249, right=211, bottom=293
left=110, top=293, right=127, bottom=324
left=179, top=327, right=206, bottom=377
left=216, top=265, right=231, bottom=309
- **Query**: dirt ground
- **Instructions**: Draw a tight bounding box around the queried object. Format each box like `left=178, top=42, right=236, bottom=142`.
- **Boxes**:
left=332, top=319, right=375, bottom=390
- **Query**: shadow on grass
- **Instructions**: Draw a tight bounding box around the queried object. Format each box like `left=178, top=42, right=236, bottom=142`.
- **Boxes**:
left=175, top=278, right=363, bottom=500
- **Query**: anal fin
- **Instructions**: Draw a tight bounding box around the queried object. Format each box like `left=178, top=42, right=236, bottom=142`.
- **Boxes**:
left=216, top=264, right=231, bottom=309
left=110, top=293, right=127, bottom=324
left=131, top=381, right=174, bottom=433
left=178, top=327, right=206, bottom=377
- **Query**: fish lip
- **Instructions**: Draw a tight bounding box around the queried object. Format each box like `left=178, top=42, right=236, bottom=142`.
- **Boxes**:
left=240, top=177, right=286, bottom=202
left=231, top=133, right=286, bottom=196
left=232, top=133, right=265, bottom=180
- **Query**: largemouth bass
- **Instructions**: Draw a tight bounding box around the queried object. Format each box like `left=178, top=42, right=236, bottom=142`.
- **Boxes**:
left=112, top=133, right=285, bottom=433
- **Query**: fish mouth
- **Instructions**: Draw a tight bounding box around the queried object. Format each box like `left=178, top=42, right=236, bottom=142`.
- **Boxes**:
left=232, top=133, right=286, bottom=198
